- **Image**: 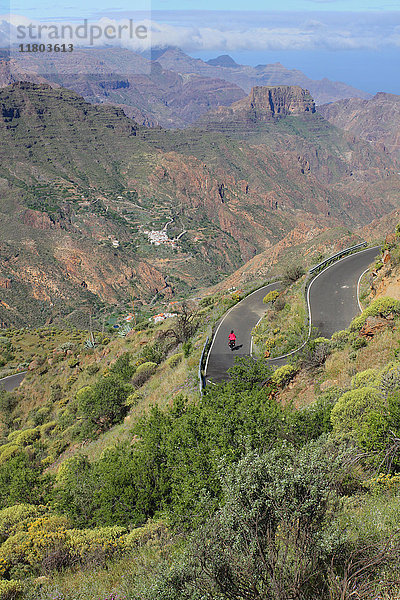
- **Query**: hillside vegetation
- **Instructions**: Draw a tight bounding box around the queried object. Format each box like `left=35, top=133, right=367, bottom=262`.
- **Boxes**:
left=2, top=233, right=400, bottom=598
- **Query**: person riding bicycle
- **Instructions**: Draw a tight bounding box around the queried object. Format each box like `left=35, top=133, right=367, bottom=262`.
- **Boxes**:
left=228, top=330, right=236, bottom=345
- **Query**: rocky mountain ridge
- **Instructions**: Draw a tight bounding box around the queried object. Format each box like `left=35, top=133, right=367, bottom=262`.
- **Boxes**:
left=318, top=92, right=400, bottom=161
left=155, top=47, right=370, bottom=105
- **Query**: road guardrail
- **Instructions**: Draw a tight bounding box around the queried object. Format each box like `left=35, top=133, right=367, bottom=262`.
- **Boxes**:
left=198, top=336, right=210, bottom=394
left=309, top=242, right=367, bottom=275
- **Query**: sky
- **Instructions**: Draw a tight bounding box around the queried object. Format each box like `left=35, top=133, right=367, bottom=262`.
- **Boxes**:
left=2, top=0, right=400, bottom=94
left=6, top=0, right=400, bottom=14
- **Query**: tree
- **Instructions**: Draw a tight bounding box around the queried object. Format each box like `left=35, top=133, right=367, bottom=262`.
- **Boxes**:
left=283, top=264, right=305, bottom=286
left=160, top=303, right=198, bottom=345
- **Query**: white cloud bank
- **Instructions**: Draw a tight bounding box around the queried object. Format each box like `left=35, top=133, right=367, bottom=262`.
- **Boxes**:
left=1, top=11, right=399, bottom=52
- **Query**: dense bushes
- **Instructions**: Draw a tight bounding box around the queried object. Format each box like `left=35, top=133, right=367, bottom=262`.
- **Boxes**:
left=271, top=364, right=297, bottom=387
left=283, top=264, right=306, bottom=285
left=0, top=579, right=23, bottom=600
left=132, top=362, right=157, bottom=388
left=0, top=503, right=164, bottom=586
left=150, top=440, right=352, bottom=600
left=75, top=376, right=131, bottom=438
left=0, top=452, right=48, bottom=510
left=331, top=387, right=383, bottom=439
left=52, top=357, right=342, bottom=530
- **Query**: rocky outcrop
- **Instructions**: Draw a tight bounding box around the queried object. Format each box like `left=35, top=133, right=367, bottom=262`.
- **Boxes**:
left=201, top=86, right=315, bottom=126
left=360, top=316, right=391, bottom=338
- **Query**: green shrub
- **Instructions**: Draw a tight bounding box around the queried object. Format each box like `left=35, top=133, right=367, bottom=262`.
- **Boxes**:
left=351, top=369, right=379, bottom=390
left=161, top=440, right=348, bottom=600
left=363, top=473, right=400, bottom=496
left=263, top=290, right=280, bottom=304
left=0, top=452, right=46, bottom=509
left=379, top=362, right=400, bottom=398
left=0, top=337, right=12, bottom=351
left=199, top=296, right=214, bottom=307
left=271, top=364, right=297, bottom=387
left=124, top=520, right=166, bottom=548
left=331, top=387, right=383, bottom=438
left=300, top=337, right=331, bottom=369
left=75, top=376, right=131, bottom=437
left=0, top=515, right=69, bottom=578
left=28, top=405, right=52, bottom=426
left=0, top=392, right=18, bottom=423
left=352, top=336, right=367, bottom=350
left=125, top=392, right=141, bottom=408
left=57, top=342, right=75, bottom=352
left=67, top=357, right=80, bottom=369
left=109, top=353, right=135, bottom=381
left=132, top=362, right=157, bottom=388
left=166, top=353, right=183, bottom=368
left=54, top=456, right=97, bottom=527
left=0, top=504, right=47, bottom=543
left=227, top=357, right=272, bottom=390
left=0, top=444, right=20, bottom=465
left=66, top=375, right=78, bottom=388
left=0, top=579, right=23, bottom=600
left=140, top=343, right=165, bottom=365
left=86, top=363, right=100, bottom=376
left=9, top=428, right=41, bottom=447
left=133, top=320, right=150, bottom=331
left=283, top=264, right=305, bottom=285
left=182, top=341, right=192, bottom=357
left=40, top=421, right=57, bottom=437
left=66, top=525, right=126, bottom=564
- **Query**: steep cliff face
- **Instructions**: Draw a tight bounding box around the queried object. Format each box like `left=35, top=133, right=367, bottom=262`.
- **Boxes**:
left=202, top=86, right=315, bottom=125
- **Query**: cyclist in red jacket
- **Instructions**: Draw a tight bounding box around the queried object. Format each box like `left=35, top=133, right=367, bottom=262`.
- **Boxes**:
left=228, top=330, right=236, bottom=350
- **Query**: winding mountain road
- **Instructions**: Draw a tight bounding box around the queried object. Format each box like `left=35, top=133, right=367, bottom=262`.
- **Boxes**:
left=205, top=282, right=281, bottom=384
left=205, top=246, right=380, bottom=383
left=308, top=246, right=379, bottom=338
left=0, top=248, right=380, bottom=391
left=0, top=371, right=27, bottom=392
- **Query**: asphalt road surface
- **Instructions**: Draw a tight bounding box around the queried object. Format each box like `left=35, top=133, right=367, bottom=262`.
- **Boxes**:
left=205, top=282, right=281, bottom=384
left=0, top=371, right=27, bottom=392
left=308, top=246, right=380, bottom=338
left=205, top=246, right=380, bottom=383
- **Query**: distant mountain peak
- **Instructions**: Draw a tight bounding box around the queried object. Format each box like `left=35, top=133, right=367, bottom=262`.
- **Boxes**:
left=206, top=55, right=240, bottom=68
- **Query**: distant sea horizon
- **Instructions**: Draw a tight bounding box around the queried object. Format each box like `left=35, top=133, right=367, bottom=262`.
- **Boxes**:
left=191, top=48, right=399, bottom=97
